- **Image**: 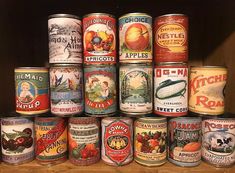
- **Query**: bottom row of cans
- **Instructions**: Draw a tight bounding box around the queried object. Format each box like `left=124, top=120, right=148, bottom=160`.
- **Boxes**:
left=1, top=115, right=234, bottom=167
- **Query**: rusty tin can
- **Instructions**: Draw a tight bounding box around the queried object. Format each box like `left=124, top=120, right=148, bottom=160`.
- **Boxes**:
left=50, top=64, right=83, bottom=116
left=83, top=13, right=116, bottom=64
left=35, top=117, right=67, bottom=165
left=102, top=117, right=133, bottom=166
left=168, top=117, right=202, bottom=167
left=119, top=63, right=153, bottom=115
left=1, top=117, right=34, bottom=165
left=154, top=14, right=188, bottom=63
left=154, top=63, right=188, bottom=116
left=119, top=13, right=152, bottom=63
left=48, top=14, right=82, bottom=64
left=202, top=116, right=235, bottom=167
left=134, top=117, right=167, bottom=166
left=15, top=67, right=49, bottom=115
left=84, top=65, right=117, bottom=117
left=189, top=66, right=227, bottom=115
left=68, top=117, right=100, bottom=165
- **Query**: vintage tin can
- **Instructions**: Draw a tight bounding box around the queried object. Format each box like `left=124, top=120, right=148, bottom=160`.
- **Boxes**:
left=50, top=64, right=83, bottom=116
left=168, top=117, right=202, bottom=167
left=189, top=66, right=227, bottom=115
left=35, top=117, right=67, bottom=165
left=154, top=14, right=188, bottom=63
left=84, top=65, right=117, bottom=116
left=119, top=13, right=152, bottom=63
left=15, top=67, right=49, bottom=115
left=48, top=14, right=82, bottom=64
left=1, top=117, right=34, bottom=165
left=68, top=117, right=100, bottom=165
left=119, top=63, right=153, bottom=115
left=154, top=63, right=188, bottom=116
left=202, top=117, right=235, bottom=167
left=102, top=117, right=133, bottom=166
left=134, top=117, right=167, bottom=166
left=83, top=13, right=116, bottom=64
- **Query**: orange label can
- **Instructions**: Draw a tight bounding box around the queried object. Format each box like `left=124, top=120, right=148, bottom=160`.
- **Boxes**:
left=189, top=66, right=227, bottom=115
left=154, top=14, right=188, bottom=63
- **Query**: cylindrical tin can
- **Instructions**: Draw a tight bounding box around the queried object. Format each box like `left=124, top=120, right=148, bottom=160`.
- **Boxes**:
left=35, top=117, right=67, bottom=165
left=68, top=117, right=100, bottom=165
left=119, top=13, right=152, bottom=63
left=134, top=117, right=167, bottom=166
left=154, top=63, right=188, bottom=116
left=15, top=67, right=49, bottom=115
left=50, top=64, right=83, bottom=116
left=154, top=14, right=188, bottom=63
left=102, top=117, right=133, bottom=166
left=168, top=117, right=202, bottom=167
left=202, top=117, right=235, bottom=167
left=1, top=117, right=34, bottom=165
left=48, top=14, right=82, bottom=64
left=84, top=65, right=117, bottom=116
left=119, top=63, right=153, bottom=115
left=83, top=13, right=116, bottom=64
left=189, top=66, right=227, bottom=115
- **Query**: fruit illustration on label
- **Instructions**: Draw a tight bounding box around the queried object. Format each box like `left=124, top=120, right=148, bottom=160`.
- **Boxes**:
left=2, top=128, right=33, bottom=153
left=125, top=23, right=149, bottom=51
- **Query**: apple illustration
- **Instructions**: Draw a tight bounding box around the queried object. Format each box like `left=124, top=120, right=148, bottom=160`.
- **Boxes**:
left=85, top=31, right=96, bottom=46
left=125, top=23, right=149, bottom=51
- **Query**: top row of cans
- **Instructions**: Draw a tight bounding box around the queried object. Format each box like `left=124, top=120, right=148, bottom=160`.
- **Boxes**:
left=48, top=13, right=188, bottom=64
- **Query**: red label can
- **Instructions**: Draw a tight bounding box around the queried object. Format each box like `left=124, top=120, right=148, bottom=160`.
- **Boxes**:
left=154, top=14, right=188, bottom=63
left=68, top=117, right=100, bottom=166
left=102, top=117, right=133, bottom=166
left=83, top=13, right=116, bottom=64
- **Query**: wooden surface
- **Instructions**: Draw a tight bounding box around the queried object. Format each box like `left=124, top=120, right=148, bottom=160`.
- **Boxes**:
left=0, top=160, right=234, bottom=173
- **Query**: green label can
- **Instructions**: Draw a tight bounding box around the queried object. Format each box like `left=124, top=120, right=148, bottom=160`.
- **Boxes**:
left=84, top=65, right=117, bottom=116
left=119, top=13, right=152, bottom=63
left=15, top=67, right=49, bottom=115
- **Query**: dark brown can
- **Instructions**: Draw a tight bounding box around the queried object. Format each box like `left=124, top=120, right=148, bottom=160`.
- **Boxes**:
left=154, top=14, right=188, bottom=63
left=68, top=117, right=100, bottom=165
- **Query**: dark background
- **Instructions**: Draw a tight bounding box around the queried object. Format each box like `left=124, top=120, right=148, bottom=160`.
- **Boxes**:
left=1, top=0, right=235, bottom=114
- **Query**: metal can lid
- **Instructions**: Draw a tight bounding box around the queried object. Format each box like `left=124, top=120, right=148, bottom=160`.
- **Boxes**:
left=83, top=13, right=115, bottom=19
left=15, top=67, right=48, bottom=72
left=102, top=116, right=132, bottom=123
left=119, top=62, right=153, bottom=66
left=156, top=62, right=188, bottom=67
left=48, top=14, right=80, bottom=20
left=119, top=12, right=152, bottom=20
left=157, top=13, right=187, bottom=18
left=136, top=116, right=167, bottom=122
left=50, top=63, right=82, bottom=67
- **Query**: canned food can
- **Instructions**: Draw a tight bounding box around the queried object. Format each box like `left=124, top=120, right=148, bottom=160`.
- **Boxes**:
left=83, top=13, right=116, bottom=64
left=1, top=117, right=34, bottom=165
left=154, top=14, right=188, bottom=63
left=50, top=64, right=83, bottom=116
left=48, top=14, right=82, bottom=64
left=154, top=63, right=188, bottom=116
left=189, top=66, right=227, bottom=115
left=119, top=13, right=152, bottom=63
left=68, top=117, right=100, bottom=165
left=35, top=117, right=67, bottom=165
left=84, top=65, right=117, bottom=116
left=15, top=67, right=49, bottom=115
left=202, top=117, right=235, bottom=167
left=134, top=117, right=167, bottom=166
left=119, top=63, right=153, bottom=115
left=168, top=117, right=202, bottom=167
left=102, top=117, right=133, bottom=166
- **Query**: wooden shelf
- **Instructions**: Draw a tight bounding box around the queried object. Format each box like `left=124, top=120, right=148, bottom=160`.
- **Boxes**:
left=0, top=160, right=234, bottom=173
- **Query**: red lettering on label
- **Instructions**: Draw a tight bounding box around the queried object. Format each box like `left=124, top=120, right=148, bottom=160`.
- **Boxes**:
left=196, top=96, right=224, bottom=109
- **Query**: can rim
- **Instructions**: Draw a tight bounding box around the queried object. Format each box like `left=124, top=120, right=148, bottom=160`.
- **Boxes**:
left=35, top=116, right=62, bottom=121
left=169, top=117, right=202, bottom=120
left=119, top=62, right=152, bottom=66
left=102, top=117, right=132, bottom=122
left=48, top=14, right=80, bottom=20
left=156, top=62, right=188, bottom=66
left=50, top=64, right=82, bottom=67
left=190, top=66, right=227, bottom=69
left=137, top=117, right=167, bottom=121
left=15, top=67, right=48, bottom=69
left=119, top=13, right=152, bottom=19
left=157, top=14, right=187, bottom=18
left=83, top=13, right=115, bottom=18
